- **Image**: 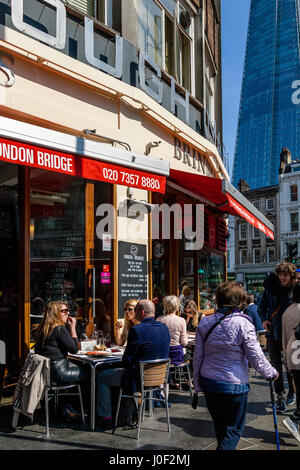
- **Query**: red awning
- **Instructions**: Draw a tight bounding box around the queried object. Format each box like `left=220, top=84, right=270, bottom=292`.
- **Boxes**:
left=169, top=169, right=274, bottom=240
left=0, top=137, right=166, bottom=194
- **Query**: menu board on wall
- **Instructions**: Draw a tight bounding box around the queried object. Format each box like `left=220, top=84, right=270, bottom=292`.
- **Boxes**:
left=118, top=241, right=148, bottom=319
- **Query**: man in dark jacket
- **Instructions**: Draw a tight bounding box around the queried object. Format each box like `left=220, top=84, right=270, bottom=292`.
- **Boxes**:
left=96, top=299, right=170, bottom=427
left=259, top=262, right=296, bottom=413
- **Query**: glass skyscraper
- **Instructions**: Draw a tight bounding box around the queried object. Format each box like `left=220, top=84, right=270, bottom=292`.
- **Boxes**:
left=232, top=0, right=300, bottom=189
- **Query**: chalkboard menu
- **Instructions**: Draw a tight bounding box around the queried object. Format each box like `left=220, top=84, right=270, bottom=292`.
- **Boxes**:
left=118, top=241, right=148, bottom=319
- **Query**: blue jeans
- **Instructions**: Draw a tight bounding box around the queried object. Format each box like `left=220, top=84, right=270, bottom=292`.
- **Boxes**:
left=204, top=391, right=248, bottom=450
left=96, top=368, right=125, bottom=418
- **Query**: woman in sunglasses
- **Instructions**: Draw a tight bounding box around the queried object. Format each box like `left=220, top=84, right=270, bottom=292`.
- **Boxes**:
left=182, top=300, right=205, bottom=333
left=35, top=300, right=87, bottom=385
left=115, top=299, right=139, bottom=346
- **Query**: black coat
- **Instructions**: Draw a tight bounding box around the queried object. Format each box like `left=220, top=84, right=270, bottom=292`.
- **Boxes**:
left=258, top=272, right=293, bottom=341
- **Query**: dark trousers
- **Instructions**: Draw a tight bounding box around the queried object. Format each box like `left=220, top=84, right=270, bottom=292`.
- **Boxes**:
left=204, top=391, right=248, bottom=450
left=291, top=370, right=300, bottom=417
left=267, top=336, right=294, bottom=398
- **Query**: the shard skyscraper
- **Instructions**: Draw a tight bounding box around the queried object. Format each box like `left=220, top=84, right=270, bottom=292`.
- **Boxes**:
left=232, top=0, right=300, bottom=189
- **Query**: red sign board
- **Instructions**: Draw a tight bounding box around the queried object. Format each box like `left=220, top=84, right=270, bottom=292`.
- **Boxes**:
left=227, top=194, right=274, bottom=240
left=0, top=137, right=166, bottom=194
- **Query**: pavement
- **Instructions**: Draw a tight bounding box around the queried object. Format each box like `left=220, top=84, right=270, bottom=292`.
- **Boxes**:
left=0, top=369, right=299, bottom=456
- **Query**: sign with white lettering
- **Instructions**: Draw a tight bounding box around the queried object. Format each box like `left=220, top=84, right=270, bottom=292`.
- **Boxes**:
left=1, top=0, right=223, bottom=154
left=0, top=137, right=166, bottom=193
left=118, top=241, right=148, bottom=319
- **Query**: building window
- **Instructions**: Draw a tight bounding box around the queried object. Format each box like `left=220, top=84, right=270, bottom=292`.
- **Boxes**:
left=252, top=226, right=260, bottom=239
left=240, top=249, right=247, bottom=265
left=252, top=200, right=260, bottom=210
left=266, top=198, right=275, bottom=210
left=291, top=212, right=299, bottom=232
left=239, top=223, right=247, bottom=240
left=68, top=0, right=121, bottom=31
left=267, top=246, right=275, bottom=263
left=253, top=248, right=260, bottom=264
left=137, top=0, right=194, bottom=91
left=227, top=250, right=230, bottom=269
left=291, top=184, right=298, bottom=202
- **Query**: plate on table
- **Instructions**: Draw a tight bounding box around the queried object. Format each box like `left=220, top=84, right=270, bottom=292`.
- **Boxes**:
left=86, top=351, right=113, bottom=357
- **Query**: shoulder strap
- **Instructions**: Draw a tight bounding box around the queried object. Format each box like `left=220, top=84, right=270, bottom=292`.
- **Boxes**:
left=204, top=314, right=227, bottom=343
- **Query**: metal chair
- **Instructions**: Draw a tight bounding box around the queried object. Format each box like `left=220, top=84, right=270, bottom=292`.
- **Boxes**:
left=114, top=358, right=171, bottom=440
left=44, top=381, right=85, bottom=438
left=169, top=360, right=193, bottom=397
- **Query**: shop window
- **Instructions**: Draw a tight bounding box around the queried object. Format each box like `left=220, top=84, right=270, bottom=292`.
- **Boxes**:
left=198, top=252, right=224, bottom=310
left=0, top=162, right=19, bottom=377
left=29, top=170, right=113, bottom=343
left=137, top=0, right=194, bottom=91
left=291, top=212, right=299, bottom=232
left=291, top=184, right=298, bottom=202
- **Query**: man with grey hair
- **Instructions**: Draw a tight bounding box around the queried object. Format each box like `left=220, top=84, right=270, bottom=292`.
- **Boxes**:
left=96, top=299, right=170, bottom=429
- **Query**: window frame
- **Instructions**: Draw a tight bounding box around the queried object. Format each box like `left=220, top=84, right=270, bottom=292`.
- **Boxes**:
left=240, top=248, right=247, bottom=265
left=290, top=184, right=298, bottom=202
left=290, top=212, right=299, bottom=232
left=239, top=223, right=247, bottom=240
left=253, top=247, right=260, bottom=264
left=266, top=198, right=275, bottom=211
left=138, top=0, right=195, bottom=93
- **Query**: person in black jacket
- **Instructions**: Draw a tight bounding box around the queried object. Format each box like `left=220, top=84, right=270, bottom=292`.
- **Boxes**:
left=258, top=262, right=296, bottom=413
left=35, top=300, right=87, bottom=383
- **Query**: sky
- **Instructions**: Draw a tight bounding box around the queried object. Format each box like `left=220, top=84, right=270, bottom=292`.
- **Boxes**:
left=221, top=0, right=251, bottom=178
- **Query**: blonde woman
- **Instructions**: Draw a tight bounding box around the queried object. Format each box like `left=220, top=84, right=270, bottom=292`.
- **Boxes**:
left=157, top=295, right=189, bottom=365
left=182, top=300, right=204, bottom=333
left=115, top=299, right=139, bottom=346
left=35, top=300, right=87, bottom=384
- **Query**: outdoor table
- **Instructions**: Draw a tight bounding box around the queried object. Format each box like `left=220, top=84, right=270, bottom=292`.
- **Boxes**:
left=69, top=349, right=124, bottom=431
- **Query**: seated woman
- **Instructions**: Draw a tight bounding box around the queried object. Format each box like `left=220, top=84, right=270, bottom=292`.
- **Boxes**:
left=115, top=299, right=139, bottom=346
left=182, top=300, right=205, bottom=333
left=35, top=300, right=87, bottom=385
left=157, top=295, right=189, bottom=365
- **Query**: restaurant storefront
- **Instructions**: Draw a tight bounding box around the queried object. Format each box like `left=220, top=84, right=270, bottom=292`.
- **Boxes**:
left=0, top=0, right=274, bottom=381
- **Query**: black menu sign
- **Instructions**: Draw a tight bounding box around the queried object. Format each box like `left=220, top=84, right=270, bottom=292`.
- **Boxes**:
left=118, top=241, right=148, bottom=319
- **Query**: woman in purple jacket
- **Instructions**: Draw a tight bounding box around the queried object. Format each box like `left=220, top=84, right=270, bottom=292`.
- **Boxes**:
left=193, top=281, right=278, bottom=450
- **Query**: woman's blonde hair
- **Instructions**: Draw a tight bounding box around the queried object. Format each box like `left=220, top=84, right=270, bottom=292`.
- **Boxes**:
left=163, top=295, right=181, bottom=315
left=124, top=299, right=139, bottom=330
left=36, top=300, right=67, bottom=346
left=181, top=285, right=191, bottom=297
left=184, top=299, right=201, bottom=328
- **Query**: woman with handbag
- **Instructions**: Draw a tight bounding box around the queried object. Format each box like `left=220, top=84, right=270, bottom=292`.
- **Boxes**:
left=193, top=281, right=278, bottom=450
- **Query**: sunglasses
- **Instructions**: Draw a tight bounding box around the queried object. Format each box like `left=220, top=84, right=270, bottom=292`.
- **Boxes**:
left=184, top=310, right=192, bottom=314
left=60, top=308, right=69, bottom=314
left=124, top=307, right=135, bottom=311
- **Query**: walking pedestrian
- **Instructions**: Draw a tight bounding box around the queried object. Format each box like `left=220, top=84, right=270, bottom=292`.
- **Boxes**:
left=244, top=293, right=264, bottom=332
left=258, top=262, right=296, bottom=413
left=193, top=281, right=278, bottom=450
left=282, top=282, right=300, bottom=442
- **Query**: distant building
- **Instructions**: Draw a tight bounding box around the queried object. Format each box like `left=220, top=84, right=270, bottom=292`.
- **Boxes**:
left=279, top=148, right=300, bottom=266
left=233, top=180, right=280, bottom=293
left=232, top=0, right=300, bottom=190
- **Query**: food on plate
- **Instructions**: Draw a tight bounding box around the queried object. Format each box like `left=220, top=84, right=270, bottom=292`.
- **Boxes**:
left=86, top=351, right=109, bottom=356
left=94, top=344, right=107, bottom=351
